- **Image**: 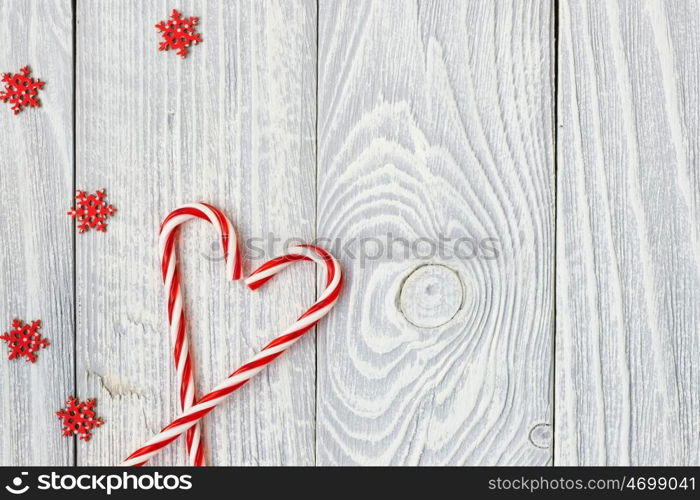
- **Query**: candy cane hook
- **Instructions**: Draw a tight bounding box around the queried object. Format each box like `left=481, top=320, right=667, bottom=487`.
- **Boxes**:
left=158, top=203, right=242, bottom=466
left=124, top=244, right=342, bottom=466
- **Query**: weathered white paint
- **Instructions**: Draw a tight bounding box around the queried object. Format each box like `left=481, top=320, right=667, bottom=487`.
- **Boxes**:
left=316, top=0, right=555, bottom=465
left=557, top=0, right=700, bottom=466
left=1, top=0, right=698, bottom=467
left=75, top=0, right=317, bottom=466
left=0, top=0, right=74, bottom=466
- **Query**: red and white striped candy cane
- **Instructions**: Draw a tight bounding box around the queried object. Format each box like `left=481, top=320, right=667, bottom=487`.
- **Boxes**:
left=124, top=244, right=342, bottom=466
left=158, top=203, right=242, bottom=466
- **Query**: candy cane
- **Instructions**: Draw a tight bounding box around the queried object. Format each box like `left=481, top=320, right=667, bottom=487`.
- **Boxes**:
left=158, top=203, right=242, bottom=466
left=124, top=244, right=342, bottom=466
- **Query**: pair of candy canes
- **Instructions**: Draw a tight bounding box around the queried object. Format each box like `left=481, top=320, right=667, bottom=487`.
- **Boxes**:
left=123, top=203, right=343, bottom=466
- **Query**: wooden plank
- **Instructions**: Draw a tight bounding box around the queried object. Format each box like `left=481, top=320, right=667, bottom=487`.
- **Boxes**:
left=0, top=0, right=74, bottom=465
left=76, top=0, right=317, bottom=465
left=557, top=0, right=700, bottom=465
left=316, top=0, right=555, bottom=464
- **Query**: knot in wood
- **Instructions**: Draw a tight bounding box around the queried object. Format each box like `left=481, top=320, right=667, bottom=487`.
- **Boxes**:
left=399, top=264, right=463, bottom=328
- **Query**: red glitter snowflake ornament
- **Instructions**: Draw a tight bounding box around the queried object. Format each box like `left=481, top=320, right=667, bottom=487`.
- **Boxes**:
left=56, top=397, right=104, bottom=441
left=67, top=189, right=117, bottom=233
left=0, top=66, right=45, bottom=114
left=1, top=319, right=50, bottom=363
left=155, top=9, right=202, bottom=58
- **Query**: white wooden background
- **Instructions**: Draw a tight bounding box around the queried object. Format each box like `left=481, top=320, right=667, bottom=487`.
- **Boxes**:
left=0, top=0, right=697, bottom=466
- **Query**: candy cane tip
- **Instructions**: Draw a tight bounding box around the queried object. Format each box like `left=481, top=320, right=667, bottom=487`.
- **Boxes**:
left=244, top=272, right=264, bottom=289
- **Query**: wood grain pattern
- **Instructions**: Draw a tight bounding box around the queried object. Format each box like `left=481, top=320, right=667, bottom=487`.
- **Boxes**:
left=76, top=0, right=316, bottom=465
left=557, top=0, right=700, bottom=465
left=2, top=0, right=698, bottom=467
left=316, top=0, right=555, bottom=465
left=0, top=0, right=74, bottom=466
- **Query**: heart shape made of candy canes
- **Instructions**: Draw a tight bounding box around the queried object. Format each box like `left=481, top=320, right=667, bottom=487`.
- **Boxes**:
left=123, top=203, right=343, bottom=466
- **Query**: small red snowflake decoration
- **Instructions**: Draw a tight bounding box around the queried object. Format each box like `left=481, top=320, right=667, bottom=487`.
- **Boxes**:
left=67, top=189, right=117, bottom=233
left=56, top=397, right=104, bottom=441
left=155, top=9, right=202, bottom=58
left=0, top=66, right=45, bottom=115
left=0, top=319, right=50, bottom=363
